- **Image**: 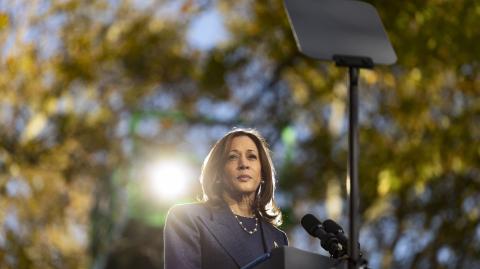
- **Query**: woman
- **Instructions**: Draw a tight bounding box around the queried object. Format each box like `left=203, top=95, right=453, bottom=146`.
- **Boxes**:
left=164, top=128, right=288, bottom=269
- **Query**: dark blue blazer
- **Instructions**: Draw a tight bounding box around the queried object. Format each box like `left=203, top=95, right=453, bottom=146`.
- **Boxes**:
left=164, top=202, right=288, bottom=269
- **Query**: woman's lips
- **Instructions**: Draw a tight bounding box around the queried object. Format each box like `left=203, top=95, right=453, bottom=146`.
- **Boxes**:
left=237, top=175, right=252, bottom=181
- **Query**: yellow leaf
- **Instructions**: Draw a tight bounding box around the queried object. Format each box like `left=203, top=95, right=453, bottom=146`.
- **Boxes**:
left=361, top=69, right=378, bottom=85
left=377, top=169, right=400, bottom=196
left=21, top=113, right=47, bottom=143
left=0, top=13, right=9, bottom=30
left=325, top=179, right=342, bottom=219
left=45, top=97, right=58, bottom=115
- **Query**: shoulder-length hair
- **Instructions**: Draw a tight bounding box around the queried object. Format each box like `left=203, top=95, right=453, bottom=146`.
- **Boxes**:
left=199, top=128, right=283, bottom=226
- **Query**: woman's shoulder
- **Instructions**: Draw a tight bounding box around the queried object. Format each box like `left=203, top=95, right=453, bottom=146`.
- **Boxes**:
left=269, top=223, right=288, bottom=236
left=263, top=221, right=289, bottom=245
left=166, top=202, right=211, bottom=219
left=167, top=201, right=208, bottom=212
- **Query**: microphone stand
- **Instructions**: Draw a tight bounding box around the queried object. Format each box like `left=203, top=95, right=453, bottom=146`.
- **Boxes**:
left=334, top=55, right=373, bottom=269
left=282, top=1, right=397, bottom=267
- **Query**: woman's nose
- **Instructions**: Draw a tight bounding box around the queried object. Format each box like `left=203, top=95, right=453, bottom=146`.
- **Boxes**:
left=238, top=156, right=249, bottom=169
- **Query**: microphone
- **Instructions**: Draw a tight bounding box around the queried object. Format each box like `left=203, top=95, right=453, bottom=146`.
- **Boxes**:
left=300, top=214, right=345, bottom=258
left=323, top=219, right=349, bottom=248
left=323, top=219, right=367, bottom=266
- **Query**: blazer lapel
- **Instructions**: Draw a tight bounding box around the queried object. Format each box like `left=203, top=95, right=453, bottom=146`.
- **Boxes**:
left=199, top=203, right=259, bottom=267
left=260, top=220, right=278, bottom=252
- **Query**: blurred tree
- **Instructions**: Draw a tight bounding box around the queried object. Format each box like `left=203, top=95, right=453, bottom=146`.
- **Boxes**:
left=0, top=0, right=479, bottom=269
left=0, top=0, right=197, bottom=268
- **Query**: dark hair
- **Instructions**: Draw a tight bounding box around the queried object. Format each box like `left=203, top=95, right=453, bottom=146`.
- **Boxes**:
left=200, top=128, right=283, bottom=226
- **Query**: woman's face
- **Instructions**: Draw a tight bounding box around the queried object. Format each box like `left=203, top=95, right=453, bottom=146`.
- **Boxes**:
left=223, top=135, right=262, bottom=196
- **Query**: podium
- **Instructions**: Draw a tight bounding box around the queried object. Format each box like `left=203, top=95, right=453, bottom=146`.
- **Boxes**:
left=243, top=247, right=347, bottom=269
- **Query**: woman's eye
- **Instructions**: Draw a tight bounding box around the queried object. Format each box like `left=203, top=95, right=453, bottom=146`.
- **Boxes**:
left=248, top=155, right=257, bottom=160
left=228, top=155, right=238, bottom=160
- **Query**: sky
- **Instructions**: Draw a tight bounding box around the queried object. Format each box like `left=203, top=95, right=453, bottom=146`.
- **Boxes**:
left=186, top=6, right=229, bottom=50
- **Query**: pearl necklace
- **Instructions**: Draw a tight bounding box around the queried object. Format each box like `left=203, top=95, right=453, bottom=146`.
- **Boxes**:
left=233, top=213, right=259, bottom=235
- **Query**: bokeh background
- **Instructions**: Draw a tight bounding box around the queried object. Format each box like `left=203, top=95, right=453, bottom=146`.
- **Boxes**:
left=1, top=0, right=479, bottom=268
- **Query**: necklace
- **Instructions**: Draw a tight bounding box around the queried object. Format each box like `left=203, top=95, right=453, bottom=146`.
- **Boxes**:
left=232, top=213, right=259, bottom=235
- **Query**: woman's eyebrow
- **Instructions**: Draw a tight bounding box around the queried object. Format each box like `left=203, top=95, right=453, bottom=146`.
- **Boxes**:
left=229, top=149, right=257, bottom=153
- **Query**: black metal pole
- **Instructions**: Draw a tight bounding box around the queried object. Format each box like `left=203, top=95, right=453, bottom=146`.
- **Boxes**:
left=348, top=66, right=360, bottom=269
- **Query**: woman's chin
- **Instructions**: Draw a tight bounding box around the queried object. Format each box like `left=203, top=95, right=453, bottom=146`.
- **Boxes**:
left=229, top=186, right=257, bottom=197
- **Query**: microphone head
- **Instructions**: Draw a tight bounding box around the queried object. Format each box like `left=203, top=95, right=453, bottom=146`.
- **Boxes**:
left=301, top=214, right=322, bottom=237
left=323, top=219, right=344, bottom=234
left=301, top=215, right=345, bottom=258
left=323, top=219, right=348, bottom=247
